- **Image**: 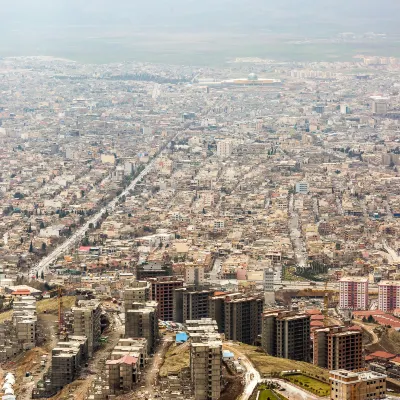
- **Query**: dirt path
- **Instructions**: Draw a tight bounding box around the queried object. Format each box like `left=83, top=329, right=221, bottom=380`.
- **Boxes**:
left=130, top=336, right=173, bottom=399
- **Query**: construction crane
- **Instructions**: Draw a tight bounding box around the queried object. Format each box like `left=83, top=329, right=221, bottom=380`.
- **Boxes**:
left=323, top=280, right=329, bottom=321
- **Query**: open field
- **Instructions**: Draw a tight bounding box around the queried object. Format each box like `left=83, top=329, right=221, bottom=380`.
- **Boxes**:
left=237, top=344, right=329, bottom=380
left=285, top=374, right=330, bottom=397
left=159, top=341, right=189, bottom=377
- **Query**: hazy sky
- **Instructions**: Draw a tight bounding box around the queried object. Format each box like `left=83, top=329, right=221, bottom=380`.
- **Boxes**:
left=2, top=0, right=400, bottom=34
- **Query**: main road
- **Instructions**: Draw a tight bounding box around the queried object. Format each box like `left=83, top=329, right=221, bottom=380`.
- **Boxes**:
left=29, top=135, right=177, bottom=278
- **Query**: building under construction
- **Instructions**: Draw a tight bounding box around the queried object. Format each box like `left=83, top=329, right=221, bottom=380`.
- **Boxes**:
left=313, top=326, right=363, bottom=371
left=123, top=280, right=151, bottom=312
left=106, top=338, right=148, bottom=395
left=125, top=301, right=159, bottom=354
left=72, top=299, right=101, bottom=357
left=261, top=310, right=311, bottom=362
left=188, top=319, right=222, bottom=400
left=173, top=287, right=214, bottom=323
left=209, top=292, right=264, bottom=345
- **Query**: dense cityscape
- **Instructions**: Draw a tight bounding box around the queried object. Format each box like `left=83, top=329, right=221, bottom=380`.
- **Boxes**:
left=0, top=53, right=400, bottom=400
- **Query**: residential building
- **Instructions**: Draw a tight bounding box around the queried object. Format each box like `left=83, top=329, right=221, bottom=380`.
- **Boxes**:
left=378, top=280, right=400, bottom=312
left=329, top=369, right=386, bottom=400
left=371, top=96, right=389, bottom=114
left=295, top=181, right=309, bottom=194
left=185, top=265, right=205, bottom=286
left=149, top=277, right=184, bottom=321
left=173, top=288, right=214, bottom=323
left=262, top=310, right=311, bottom=362
left=188, top=319, right=222, bottom=400
left=124, top=281, right=151, bottom=312
left=125, top=301, right=159, bottom=354
left=216, top=140, right=233, bottom=157
left=209, top=293, right=264, bottom=345
left=72, top=300, right=101, bottom=357
left=339, top=277, right=369, bottom=310
left=313, top=326, right=363, bottom=371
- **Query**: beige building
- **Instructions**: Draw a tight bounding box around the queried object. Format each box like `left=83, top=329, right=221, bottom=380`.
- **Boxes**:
left=329, top=370, right=386, bottom=400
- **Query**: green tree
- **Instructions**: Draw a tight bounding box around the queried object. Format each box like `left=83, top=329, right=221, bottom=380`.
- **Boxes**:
left=41, top=242, right=47, bottom=252
left=39, top=221, right=45, bottom=229
left=40, top=271, right=44, bottom=280
left=29, top=241, right=33, bottom=252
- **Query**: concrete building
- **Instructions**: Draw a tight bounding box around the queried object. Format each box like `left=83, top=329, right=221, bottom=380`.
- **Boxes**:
left=125, top=301, right=159, bottom=354
left=216, top=140, right=233, bottom=157
left=124, top=281, right=151, bottom=312
left=51, top=337, right=88, bottom=391
left=150, top=277, right=184, bottom=321
left=378, top=280, right=400, bottom=312
left=188, top=319, right=222, bottom=400
left=185, top=265, right=205, bottom=286
left=262, top=310, right=311, bottom=362
left=72, top=300, right=101, bottom=357
left=209, top=293, right=264, bottom=345
left=329, top=369, right=386, bottom=400
left=339, top=277, right=369, bottom=310
left=313, top=326, right=363, bottom=371
left=173, top=288, right=214, bottom=323
left=371, top=96, right=389, bottom=115
left=190, top=341, right=222, bottom=400
left=295, top=181, right=309, bottom=194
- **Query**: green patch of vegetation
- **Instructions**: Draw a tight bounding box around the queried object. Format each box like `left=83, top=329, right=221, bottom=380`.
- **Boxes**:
left=285, top=374, right=330, bottom=397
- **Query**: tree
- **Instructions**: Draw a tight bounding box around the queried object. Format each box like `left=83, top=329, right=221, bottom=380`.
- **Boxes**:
left=40, top=271, right=44, bottom=280
left=36, top=271, right=38, bottom=279
left=89, top=223, right=94, bottom=229
left=39, top=221, right=45, bottom=229
left=20, top=237, right=23, bottom=245
left=29, top=241, right=33, bottom=253
left=41, top=242, right=47, bottom=252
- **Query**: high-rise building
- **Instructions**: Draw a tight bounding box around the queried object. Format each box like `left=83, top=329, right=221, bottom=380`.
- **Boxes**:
left=173, top=287, right=214, bottom=323
left=185, top=265, right=205, bottom=286
left=123, top=281, right=151, bottom=312
left=72, top=300, right=101, bottom=358
left=188, top=319, right=222, bottom=400
left=371, top=96, right=389, bottom=115
left=125, top=301, right=159, bottom=354
left=313, top=326, right=363, bottom=371
left=261, top=310, right=311, bottom=362
left=378, top=280, right=400, bottom=312
left=209, top=293, right=264, bottom=345
left=329, top=370, right=386, bottom=400
left=149, top=277, right=184, bottom=321
left=216, top=140, right=233, bottom=157
left=339, top=277, right=369, bottom=310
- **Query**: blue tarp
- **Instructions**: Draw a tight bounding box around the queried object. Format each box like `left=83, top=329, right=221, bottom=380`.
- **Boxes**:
left=222, top=350, right=234, bottom=359
left=176, top=332, right=188, bottom=343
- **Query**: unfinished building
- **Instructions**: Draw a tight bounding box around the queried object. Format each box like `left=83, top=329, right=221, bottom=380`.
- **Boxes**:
left=106, top=338, right=148, bottom=394
left=188, top=319, right=222, bottom=400
left=123, top=280, right=151, bottom=312
left=261, top=310, right=311, bottom=362
left=51, top=336, right=88, bottom=391
left=173, top=288, right=214, bottom=323
left=209, top=293, right=264, bottom=345
left=313, top=326, right=363, bottom=371
left=72, top=300, right=101, bottom=357
left=125, top=301, right=159, bottom=354
left=149, top=277, right=184, bottom=321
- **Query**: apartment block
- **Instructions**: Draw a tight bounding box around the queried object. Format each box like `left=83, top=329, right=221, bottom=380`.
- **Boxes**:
left=124, top=281, right=151, bottom=312
left=188, top=319, right=222, bottom=400
left=262, top=310, right=311, bottom=362
left=51, top=337, right=88, bottom=391
left=209, top=293, right=264, bottom=345
left=72, top=300, right=101, bottom=357
left=378, top=280, right=400, bottom=312
left=13, top=296, right=37, bottom=350
left=149, top=277, right=183, bottom=321
left=173, top=288, right=214, bottom=323
left=125, top=301, right=159, bottom=354
left=339, top=277, right=369, bottom=310
left=313, top=326, right=363, bottom=371
left=329, top=369, right=386, bottom=400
